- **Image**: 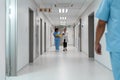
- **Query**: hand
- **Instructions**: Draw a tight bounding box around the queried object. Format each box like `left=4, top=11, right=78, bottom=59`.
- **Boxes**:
left=95, top=43, right=102, bottom=55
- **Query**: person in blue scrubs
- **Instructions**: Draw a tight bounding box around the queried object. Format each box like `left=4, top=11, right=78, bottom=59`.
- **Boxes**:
left=53, top=28, right=61, bottom=52
left=95, top=0, right=120, bottom=80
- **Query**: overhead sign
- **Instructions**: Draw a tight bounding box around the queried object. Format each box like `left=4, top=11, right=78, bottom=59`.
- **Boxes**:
left=39, top=8, right=51, bottom=12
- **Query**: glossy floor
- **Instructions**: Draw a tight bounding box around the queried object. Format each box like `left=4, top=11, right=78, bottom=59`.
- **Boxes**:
left=7, top=46, right=114, bottom=80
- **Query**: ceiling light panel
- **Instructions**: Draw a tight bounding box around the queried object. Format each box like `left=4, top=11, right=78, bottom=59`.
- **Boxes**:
left=60, top=17, right=67, bottom=20
left=65, top=9, right=68, bottom=13
left=59, top=9, right=61, bottom=13
left=62, top=9, right=65, bottom=13
left=59, top=8, right=68, bottom=13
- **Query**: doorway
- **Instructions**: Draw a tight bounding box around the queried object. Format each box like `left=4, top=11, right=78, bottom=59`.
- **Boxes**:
left=44, top=22, right=47, bottom=52
left=88, top=12, right=94, bottom=58
left=29, top=9, right=34, bottom=63
left=79, top=19, right=82, bottom=52
left=40, top=19, right=43, bottom=55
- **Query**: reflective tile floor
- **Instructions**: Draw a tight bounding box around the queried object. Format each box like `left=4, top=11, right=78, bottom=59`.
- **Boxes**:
left=7, top=46, right=114, bottom=80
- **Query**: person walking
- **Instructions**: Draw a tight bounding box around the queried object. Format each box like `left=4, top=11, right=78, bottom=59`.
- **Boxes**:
left=53, top=28, right=61, bottom=52
left=95, top=0, right=120, bottom=80
left=62, top=28, right=68, bottom=51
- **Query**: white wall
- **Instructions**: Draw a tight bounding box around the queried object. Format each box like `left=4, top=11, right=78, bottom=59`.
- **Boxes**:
left=51, top=27, right=54, bottom=46
left=43, top=17, right=51, bottom=52
left=46, top=23, right=51, bottom=51
left=0, top=0, right=5, bottom=80
left=17, top=0, right=38, bottom=71
left=17, top=0, right=52, bottom=71
left=80, top=0, right=112, bottom=69
left=67, top=27, right=74, bottom=45
left=37, top=13, right=52, bottom=53
left=75, top=24, right=79, bottom=49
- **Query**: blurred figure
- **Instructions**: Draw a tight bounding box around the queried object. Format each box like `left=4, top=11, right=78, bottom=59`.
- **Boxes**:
left=62, top=28, right=68, bottom=51
left=53, top=28, right=61, bottom=52
left=95, top=0, right=120, bottom=80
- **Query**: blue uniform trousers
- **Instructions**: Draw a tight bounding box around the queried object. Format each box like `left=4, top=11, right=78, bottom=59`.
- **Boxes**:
left=55, top=38, right=60, bottom=51
left=110, top=52, right=120, bottom=80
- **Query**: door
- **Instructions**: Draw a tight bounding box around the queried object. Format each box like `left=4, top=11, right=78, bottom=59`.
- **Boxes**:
left=29, top=9, right=34, bottom=63
left=79, top=19, right=82, bottom=52
left=88, top=12, right=94, bottom=58
left=40, top=19, right=42, bottom=55
left=44, top=22, right=46, bottom=52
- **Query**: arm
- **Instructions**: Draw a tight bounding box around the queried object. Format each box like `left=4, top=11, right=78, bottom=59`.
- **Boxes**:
left=95, top=20, right=106, bottom=55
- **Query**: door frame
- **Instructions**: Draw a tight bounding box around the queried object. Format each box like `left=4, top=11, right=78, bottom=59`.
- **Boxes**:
left=40, top=18, right=43, bottom=55
left=44, top=22, right=46, bottom=52
left=29, top=8, right=34, bottom=63
left=6, top=0, right=17, bottom=76
left=88, top=12, right=94, bottom=58
left=79, top=19, right=82, bottom=52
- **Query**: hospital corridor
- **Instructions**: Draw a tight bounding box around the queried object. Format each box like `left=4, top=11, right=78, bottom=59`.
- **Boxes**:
left=0, top=0, right=116, bottom=80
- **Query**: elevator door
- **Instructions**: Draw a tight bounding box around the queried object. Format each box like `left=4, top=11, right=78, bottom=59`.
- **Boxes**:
left=44, top=22, right=46, bottom=52
left=88, top=12, right=94, bottom=58
left=79, top=19, right=82, bottom=52
left=29, top=9, right=34, bottom=63
left=40, top=19, right=43, bottom=55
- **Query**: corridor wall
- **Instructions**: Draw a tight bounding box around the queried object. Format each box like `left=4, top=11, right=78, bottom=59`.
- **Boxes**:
left=51, top=27, right=55, bottom=46
left=67, top=27, right=74, bottom=45
left=79, top=0, right=112, bottom=69
left=17, top=0, right=37, bottom=71
left=38, top=12, right=52, bottom=53
left=17, top=0, right=52, bottom=71
left=75, top=24, right=79, bottom=49
left=0, top=0, right=5, bottom=80
left=46, top=23, right=51, bottom=51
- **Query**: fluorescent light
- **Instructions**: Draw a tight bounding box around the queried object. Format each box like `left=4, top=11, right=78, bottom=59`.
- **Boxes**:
left=60, top=17, right=67, bottom=20
left=59, top=8, right=68, bottom=13
left=59, top=9, right=61, bottom=13
left=64, top=17, right=66, bottom=20
left=60, top=17, right=63, bottom=20
left=66, top=9, right=68, bottom=13
left=62, top=9, right=65, bottom=13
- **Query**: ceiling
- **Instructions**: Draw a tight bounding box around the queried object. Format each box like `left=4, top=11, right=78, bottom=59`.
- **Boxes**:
left=34, top=0, right=94, bottom=26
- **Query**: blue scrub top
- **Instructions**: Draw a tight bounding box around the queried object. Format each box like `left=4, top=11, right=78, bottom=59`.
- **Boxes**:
left=53, top=32, right=60, bottom=40
left=96, top=0, right=120, bottom=52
